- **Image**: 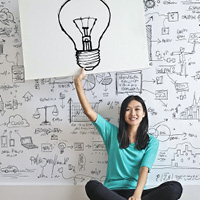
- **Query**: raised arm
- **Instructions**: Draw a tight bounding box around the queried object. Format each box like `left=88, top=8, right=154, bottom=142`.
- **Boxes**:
left=74, top=68, right=97, bottom=122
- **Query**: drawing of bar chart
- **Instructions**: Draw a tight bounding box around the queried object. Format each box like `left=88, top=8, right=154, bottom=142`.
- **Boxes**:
left=69, top=99, right=99, bottom=122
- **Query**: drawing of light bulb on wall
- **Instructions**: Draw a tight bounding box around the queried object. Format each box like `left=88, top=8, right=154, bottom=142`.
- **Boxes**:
left=58, top=142, right=66, bottom=154
left=58, top=0, right=111, bottom=71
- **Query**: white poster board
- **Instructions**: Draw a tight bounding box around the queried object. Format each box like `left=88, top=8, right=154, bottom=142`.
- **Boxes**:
left=19, top=0, right=149, bottom=80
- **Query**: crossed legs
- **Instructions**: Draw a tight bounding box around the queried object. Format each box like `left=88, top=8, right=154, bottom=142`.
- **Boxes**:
left=85, top=180, right=183, bottom=200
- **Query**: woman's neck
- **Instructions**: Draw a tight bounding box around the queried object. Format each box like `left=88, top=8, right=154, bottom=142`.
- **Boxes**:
left=128, top=126, right=138, bottom=143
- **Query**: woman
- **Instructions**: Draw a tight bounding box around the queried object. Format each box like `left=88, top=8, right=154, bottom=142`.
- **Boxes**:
left=74, top=68, right=183, bottom=200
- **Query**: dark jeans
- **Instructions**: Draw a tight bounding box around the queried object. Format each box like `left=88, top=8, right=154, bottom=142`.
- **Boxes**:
left=85, top=180, right=183, bottom=200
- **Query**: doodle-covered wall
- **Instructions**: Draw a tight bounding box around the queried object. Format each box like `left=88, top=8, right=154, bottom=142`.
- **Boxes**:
left=0, top=0, right=200, bottom=186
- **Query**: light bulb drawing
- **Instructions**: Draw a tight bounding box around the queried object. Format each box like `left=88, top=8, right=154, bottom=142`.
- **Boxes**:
left=58, top=142, right=66, bottom=154
left=58, top=0, right=111, bottom=71
left=33, top=105, right=59, bottom=126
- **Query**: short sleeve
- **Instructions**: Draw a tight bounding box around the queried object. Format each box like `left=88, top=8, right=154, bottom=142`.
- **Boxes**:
left=140, top=135, right=159, bottom=171
left=92, top=114, right=117, bottom=147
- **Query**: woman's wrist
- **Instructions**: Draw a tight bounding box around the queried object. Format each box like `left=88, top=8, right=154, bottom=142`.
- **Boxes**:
left=133, top=188, right=142, bottom=198
left=74, top=76, right=82, bottom=85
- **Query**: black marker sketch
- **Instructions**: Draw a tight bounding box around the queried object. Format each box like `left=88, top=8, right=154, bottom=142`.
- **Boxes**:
left=33, top=105, right=59, bottom=125
left=167, top=74, right=189, bottom=100
left=156, top=65, right=176, bottom=74
left=116, top=71, right=142, bottom=94
left=107, top=101, right=120, bottom=110
left=155, top=90, right=168, bottom=100
left=148, top=107, right=157, bottom=116
left=58, top=0, right=111, bottom=70
left=68, top=164, right=76, bottom=173
left=82, top=74, right=96, bottom=91
left=142, top=89, right=168, bottom=107
left=34, top=79, right=40, bottom=90
left=58, top=167, right=105, bottom=185
left=155, top=142, right=200, bottom=169
left=0, top=8, right=15, bottom=26
left=0, top=83, right=19, bottom=91
left=74, top=142, right=84, bottom=151
left=68, top=98, right=100, bottom=123
left=7, top=114, right=30, bottom=128
left=0, top=167, right=36, bottom=179
left=59, top=92, right=66, bottom=109
left=22, top=91, right=33, bottom=102
left=0, top=95, right=5, bottom=116
left=1, top=130, right=18, bottom=148
left=49, top=76, right=74, bottom=92
left=30, top=154, right=69, bottom=179
left=0, top=39, right=5, bottom=54
left=78, top=153, right=86, bottom=171
left=171, top=47, right=194, bottom=77
left=156, top=76, right=163, bottom=84
left=9, top=138, right=15, bottom=147
left=20, top=136, right=38, bottom=149
left=50, top=76, right=74, bottom=85
left=92, top=141, right=106, bottom=151
left=96, top=72, right=112, bottom=92
left=155, top=171, right=200, bottom=183
left=58, top=167, right=84, bottom=184
left=149, top=124, right=171, bottom=142
left=91, top=168, right=101, bottom=176
left=145, top=12, right=180, bottom=61
left=5, top=99, right=21, bottom=110
left=35, top=127, right=62, bottom=136
left=0, top=8, right=16, bottom=37
left=0, top=165, right=19, bottom=173
left=168, top=12, right=179, bottom=22
left=51, top=134, right=58, bottom=140
left=1, top=135, right=8, bottom=147
left=41, top=143, right=53, bottom=152
left=5, top=54, right=15, bottom=65
left=144, top=0, right=156, bottom=9
left=146, top=25, right=153, bottom=61
left=172, top=144, right=200, bottom=168
left=188, top=33, right=200, bottom=53
left=192, top=71, right=200, bottom=81
left=161, top=26, right=169, bottom=35
left=173, top=93, right=200, bottom=121
left=58, top=142, right=66, bottom=154
left=181, top=0, right=200, bottom=4
left=174, top=82, right=189, bottom=100
left=12, top=65, right=25, bottom=83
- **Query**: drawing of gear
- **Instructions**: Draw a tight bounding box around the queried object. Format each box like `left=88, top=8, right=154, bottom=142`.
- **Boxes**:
left=145, top=0, right=155, bottom=8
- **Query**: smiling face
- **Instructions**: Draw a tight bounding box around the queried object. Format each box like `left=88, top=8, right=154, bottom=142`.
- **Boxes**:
left=124, top=99, right=145, bottom=129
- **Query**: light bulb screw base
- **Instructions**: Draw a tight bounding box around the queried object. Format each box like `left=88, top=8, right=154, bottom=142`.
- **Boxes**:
left=76, top=49, right=100, bottom=71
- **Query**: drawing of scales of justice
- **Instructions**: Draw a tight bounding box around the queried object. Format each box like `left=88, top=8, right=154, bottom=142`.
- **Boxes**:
left=58, top=0, right=111, bottom=71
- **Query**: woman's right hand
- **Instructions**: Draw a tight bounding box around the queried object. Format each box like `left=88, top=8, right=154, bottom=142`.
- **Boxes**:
left=74, top=67, right=86, bottom=83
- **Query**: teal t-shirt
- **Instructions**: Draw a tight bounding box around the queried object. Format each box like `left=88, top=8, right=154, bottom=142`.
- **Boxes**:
left=92, top=114, right=159, bottom=190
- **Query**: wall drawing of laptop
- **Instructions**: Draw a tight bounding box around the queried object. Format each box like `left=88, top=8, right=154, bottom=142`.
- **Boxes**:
left=20, top=136, right=38, bottom=149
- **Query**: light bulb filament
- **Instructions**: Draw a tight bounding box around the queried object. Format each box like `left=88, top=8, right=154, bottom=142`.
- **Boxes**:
left=73, top=17, right=97, bottom=51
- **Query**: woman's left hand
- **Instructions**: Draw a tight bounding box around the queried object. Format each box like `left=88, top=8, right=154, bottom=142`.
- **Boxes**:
left=128, top=196, right=141, bottom=200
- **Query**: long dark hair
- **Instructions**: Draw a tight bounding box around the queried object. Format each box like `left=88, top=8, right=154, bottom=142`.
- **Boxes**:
left=117, top=95, right=149, bottom=150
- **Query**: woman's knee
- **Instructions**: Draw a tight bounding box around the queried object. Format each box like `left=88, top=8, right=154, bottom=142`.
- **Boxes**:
left=85, top=180, right=99, bottom=191
left=85, top=180, right=101, bottom=198
left=167, top=181, right=183, bottom=199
